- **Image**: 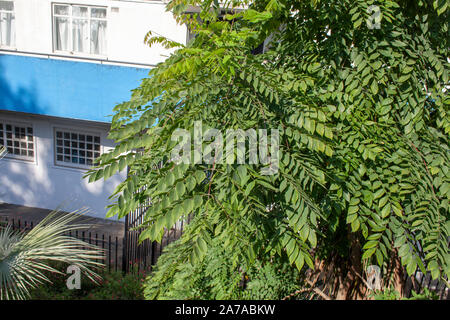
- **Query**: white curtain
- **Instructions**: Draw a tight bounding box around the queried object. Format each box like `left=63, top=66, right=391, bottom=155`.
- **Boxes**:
left=53, top=5, right=107, bottom=55
left=72, top=19, right=89, bottom=53
left=55, top=17, right=69, bottom=51
left=90, top=20, right=106, bottom=55
left=0, top=12, right=15, bottom=47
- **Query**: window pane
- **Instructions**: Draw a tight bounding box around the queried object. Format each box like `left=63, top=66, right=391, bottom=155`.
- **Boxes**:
left=52, top=5, right=107, bottom=56
left=90, top=20, right=107, bottom=55
left=55, top=129, right=100, bottom=167
left=54, top=17, right=69, bottom=51
left=91, top=8, right=106, bottom=19
left=0, top=1, right=13, bottom=11
left=0, top=11, right=15, bottom=47
left=1, top=123, right=34, bottom=159
left=54, top=5, right=69, bottom=15
left=72, top=6, right=88, bottom=17
left=72, top=19, right=89, bottom=53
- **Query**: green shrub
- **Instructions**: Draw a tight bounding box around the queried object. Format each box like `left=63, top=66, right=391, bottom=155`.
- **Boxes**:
left=29, top=263, right=146, bottom=300
left=370, top=287, right=440, bottom=300
left=86, top=269, right=146, bottom=300
left=144, top=238, right=304, bottom=300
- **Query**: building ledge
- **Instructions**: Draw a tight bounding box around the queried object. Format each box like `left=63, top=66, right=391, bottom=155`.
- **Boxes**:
left=0, top=48, right=155, bottom=69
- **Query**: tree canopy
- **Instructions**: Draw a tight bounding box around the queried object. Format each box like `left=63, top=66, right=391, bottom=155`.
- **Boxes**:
left=87, top=0, right=449, bottom=299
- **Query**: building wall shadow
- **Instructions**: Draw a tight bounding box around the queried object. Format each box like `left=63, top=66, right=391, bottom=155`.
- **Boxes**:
left=0, top=53, right=48, bottom=115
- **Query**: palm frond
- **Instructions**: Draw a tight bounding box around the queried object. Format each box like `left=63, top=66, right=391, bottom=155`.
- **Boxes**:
left=0, top=209, right=105, bottom=300
left=0, top=145, right=6, bottom=159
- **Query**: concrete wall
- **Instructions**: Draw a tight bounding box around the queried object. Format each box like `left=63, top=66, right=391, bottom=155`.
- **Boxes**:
left=0, top=110, right=126, bottom=219
left=9, top=0, right=187, bottom=66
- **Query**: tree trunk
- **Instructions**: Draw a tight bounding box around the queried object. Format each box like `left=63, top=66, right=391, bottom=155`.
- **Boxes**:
left=308, top=237, right=407, bottom=300
left=391, top=250, right=406, bottom=298
left=335, top=230, right=365, bottom=300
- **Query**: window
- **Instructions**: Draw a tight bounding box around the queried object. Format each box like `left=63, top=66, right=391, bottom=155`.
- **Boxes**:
left=186, top=27, right=196, bottom=44
left=0, top=1, right=15, bottom=47
left=0, top=122, right=35, bottom=161
left=53, top=4, right=107, bottom=55
left=54, top=129, right=101, bottom=168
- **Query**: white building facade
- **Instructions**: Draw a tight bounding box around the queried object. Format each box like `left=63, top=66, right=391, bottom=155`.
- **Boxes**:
left=0, top=0, right=188, bottom=218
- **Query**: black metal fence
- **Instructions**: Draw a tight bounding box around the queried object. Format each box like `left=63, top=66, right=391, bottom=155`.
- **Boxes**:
left=403, top=269, right=449, bottom=299
left=122, top=203, right=190, bottom=273
left=121, top=164, right=188, bottom=273
left=0, top=216, right=124, bottom=272
left=0, top=213, right=187, bottom=274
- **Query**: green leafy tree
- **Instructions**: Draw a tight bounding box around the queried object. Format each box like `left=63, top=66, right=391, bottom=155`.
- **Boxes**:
left=88, top=0, right=449, bottom=299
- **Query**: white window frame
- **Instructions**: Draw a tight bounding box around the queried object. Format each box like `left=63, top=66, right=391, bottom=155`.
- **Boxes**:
left=0, top=120, right=36, bottom=162
left=53, top=127, right=103, bottom=170
left=52, top=3, right=107, bottom=57
left=0, top=0, right=15, bottom=49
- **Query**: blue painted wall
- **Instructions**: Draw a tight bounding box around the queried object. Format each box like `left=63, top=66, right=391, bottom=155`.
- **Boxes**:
left=0, top=54, right=149, bottom=122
